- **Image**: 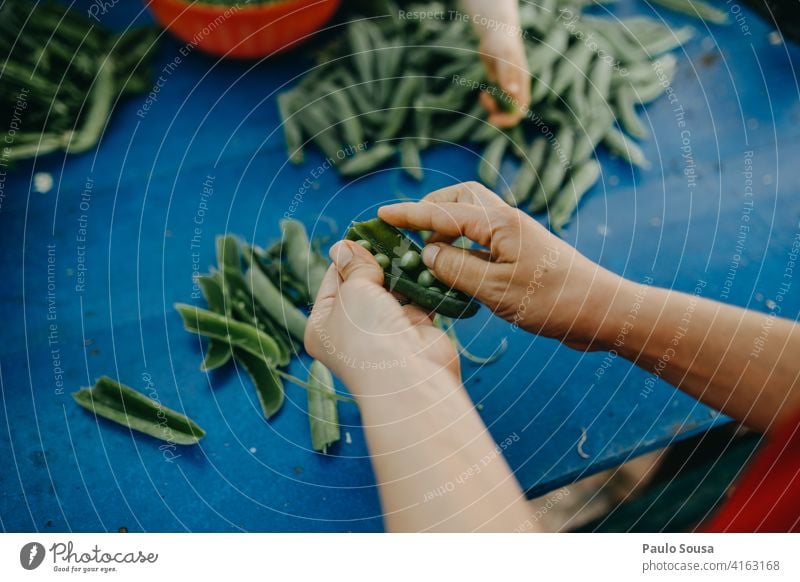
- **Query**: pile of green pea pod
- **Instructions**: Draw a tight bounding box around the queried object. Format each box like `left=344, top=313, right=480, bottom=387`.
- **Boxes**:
left=278, top=0, right=706, bottom=232
left=176, top=222, right=345, bottom=453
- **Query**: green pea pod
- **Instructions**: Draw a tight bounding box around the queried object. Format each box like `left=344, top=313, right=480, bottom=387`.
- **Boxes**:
left=551, top=42, right=593, bottom=96
left=588, top=57, right=613, bottom=110
left=73, top=376, right=205, bottom=445
left=478, top=134, right=508, bottom=189
left=505, top=138, right=547, bottom=207
left=234, top=349, right=284, bottom=419
left=175, top=303, right=283, bottom=366
left=348, top=21, right=376, bottom=88
left=280, top=219, right=328, bottom=302
left=531, top=64, right=553, bottom=104
left=65, top=56, right=115, bottom=153
left=379, top=75, right=421, bottom=140
left=549, top=159, right=602, bottom=233
left=603, top=127, right=651, bottom=169
left=649, top=0, right=727, bottom=24
left=400, top=139, right=423, bottom=181
left=295, top=102, right=343, bottom=161
left=196, top=275, right=233, bottom=371
left=345, top=218, right=479, bottom=319
left=277, top=92, right=304, bottom=163
left=573, top=109, right=614, bottom=162
left=338, top=143, right=397, bottom=177
left=306, top=360, right=340, bottom=453
left=529, top=128, right=576, bottom=213
left=337, top=69, right=385, bottom=126
left=244, top=262, right=308, bottom=342
left=615, top=85, right=649, bottom=139
left=436, top=104, right=483, bottom=142
left=216, top=235, right=243, bottom=275
left=526, top=24, right=569, bottom=75
left=319, top=81, right=364, bottom=147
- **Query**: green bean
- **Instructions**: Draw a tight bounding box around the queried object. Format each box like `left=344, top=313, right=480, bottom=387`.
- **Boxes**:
left=338, top=143, right=397, bottom=176
left=603, top=127, right=651, bottom=169
left=529, top=128, right=576, bottom=213
left=336, top=69, right=384, bottom=126
left=175, top=304, right=284, bottom=365
left=400, top=139, right=423, bottom=181
left=234, top=349, right=284, bottom=419
left=73, top=376, right=205, bottom=445
left=277, top=92, right=304, bottom=163
left=615, top=86, right=649, bottom=139
left=551, top=41, right=593, bottom=96
left=583, top=17, right=649, bottom=63
left=346, top=218, right=479, bottom=318
left=651, top=0, right=728, bottom=24
left=640, top=26, right=695, bottom=56
left=306, top=360, right=340, bottom=453
left=505, top=138, right=547, bottom=206
left=478, top=134, right=508, bottom=188
left=280, top=219, right=328, bottom=302
left=549, top=159, right=601, bottom=232
left=414, top=97, right=433, bottom=149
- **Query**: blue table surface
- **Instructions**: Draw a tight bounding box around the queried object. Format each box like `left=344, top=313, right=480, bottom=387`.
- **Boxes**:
left=2, top=0, right=799, bottom=532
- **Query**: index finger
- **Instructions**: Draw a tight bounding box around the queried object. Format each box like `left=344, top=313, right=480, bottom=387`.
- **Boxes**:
left=378, top=201, right=497, bottom=250
left=421, top=181, right=507, bottom=208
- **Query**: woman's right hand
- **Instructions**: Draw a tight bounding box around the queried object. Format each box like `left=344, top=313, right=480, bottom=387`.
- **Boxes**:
left=378, top=182, right=624, bottom=350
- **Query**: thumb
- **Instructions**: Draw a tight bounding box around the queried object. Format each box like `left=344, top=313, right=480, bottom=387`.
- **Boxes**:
left=329, top=240, right=384, bottom=286
left=422, top=243, right=494, bottom=297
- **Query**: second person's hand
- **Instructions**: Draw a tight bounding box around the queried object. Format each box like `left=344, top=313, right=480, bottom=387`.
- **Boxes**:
left=378, top=182, right=624, bottom=350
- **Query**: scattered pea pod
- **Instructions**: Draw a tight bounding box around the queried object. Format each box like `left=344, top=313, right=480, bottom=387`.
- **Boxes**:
left=73, top=376, right=205, bottom=445
left=306, top=360, right=340, bottom=453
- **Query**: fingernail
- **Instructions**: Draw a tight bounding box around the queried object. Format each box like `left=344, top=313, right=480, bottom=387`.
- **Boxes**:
left=331, top=242, right=353, bottom=268
left=422, top=244, right=440, bottom=268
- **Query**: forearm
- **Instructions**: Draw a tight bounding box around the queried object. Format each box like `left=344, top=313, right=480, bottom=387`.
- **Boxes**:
left=347, top=365, right=533, bottom=532
left=602, top=279, right=800, bottom=432
left=460, top=0, right=520, bottom=39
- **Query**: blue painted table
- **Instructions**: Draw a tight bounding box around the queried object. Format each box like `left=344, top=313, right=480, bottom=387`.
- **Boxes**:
left=2, top=1, right=799, bottom=532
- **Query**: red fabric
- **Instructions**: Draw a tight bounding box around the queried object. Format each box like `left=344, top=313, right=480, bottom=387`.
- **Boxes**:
left=703, top=408, right=800, bottom=532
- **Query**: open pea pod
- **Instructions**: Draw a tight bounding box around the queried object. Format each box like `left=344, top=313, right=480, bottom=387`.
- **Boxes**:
left=73, top=376, right=205, bottom=445
left=345, top=218, right=479, bottom=319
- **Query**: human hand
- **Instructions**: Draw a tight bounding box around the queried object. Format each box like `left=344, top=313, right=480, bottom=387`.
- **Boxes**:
left=304, top=240, right=460, bottom=399
left=478, top=29, right=531, bottom=128
left=379, top=182, right=623, bottom=350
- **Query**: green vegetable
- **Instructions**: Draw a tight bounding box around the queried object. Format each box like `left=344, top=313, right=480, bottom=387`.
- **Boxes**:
left=234, top=349, right=284, bottom=419
left=479, top=135, right=509, bottom=188
left=0, top=1, right=158, bottom=161
left=280, top=219, right=328, bottom=302
left=73, top=376, right=205, bottom=445
left=306, top=361, right=340, bottom=453
left=175, top=304, right=283, bottom=366
left=650, top=0, right=728, bottom=25
left=346, top=218, right=479, bottom=319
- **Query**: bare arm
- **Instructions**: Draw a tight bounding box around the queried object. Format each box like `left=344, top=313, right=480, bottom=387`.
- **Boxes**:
left=380, top=182, right=800, bottom=434
left=602, top=281, right=800, bottom=432
left=305, top=240, right=536, bottom=531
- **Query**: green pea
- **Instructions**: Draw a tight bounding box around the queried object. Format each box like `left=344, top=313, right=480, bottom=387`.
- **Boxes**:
left=399, top=250, right=421, bottom=270
left=417, top=269, right=435, bottom=287
left=356, top=239, right=372, bottom=252
left=374, top=253, right=391, bottom=269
